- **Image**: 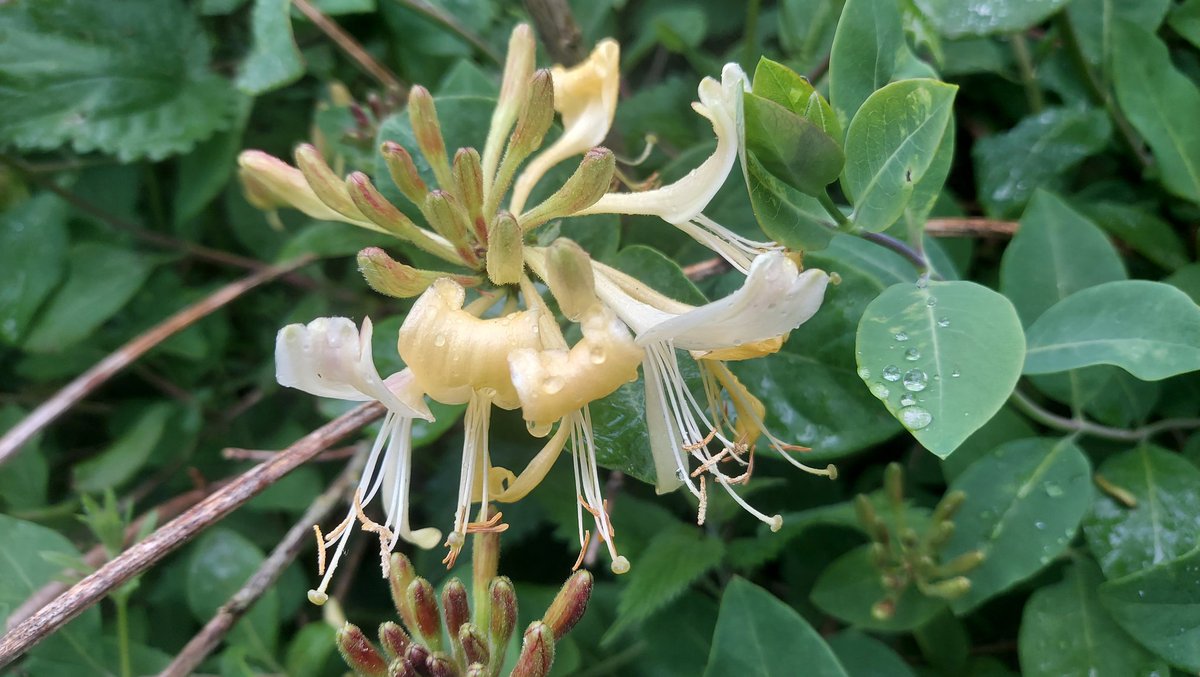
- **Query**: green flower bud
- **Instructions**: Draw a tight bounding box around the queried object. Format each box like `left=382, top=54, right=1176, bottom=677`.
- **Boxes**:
left=423, top=190, right=477, bottom=265
left=485, top=212, right=524, bottom=285
left=453, top=148, right=487, bottom=241
left=543, top=238, right=596, bottom=320
left=520, top=148, right=615, bottom=231
left=381, top=141, right=428, bottom=206
left=408, top=86, right=454, bottom=189
left=358, top=247, right=480, bottom=298
left=294, top=144, right=360, bottom=219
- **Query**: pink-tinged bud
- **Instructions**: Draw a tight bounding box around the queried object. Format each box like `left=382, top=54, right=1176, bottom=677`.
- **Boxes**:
left=442, top=577, right=470, bottom=641
left=453, top=148, right=487, bottom=241
left=403, top=643, right=431, bottom=674
left=387, top=657, right=418, bottom=677
left=485, top=212, right=524, bottom=285
left=541, top=570, right=592, bottom=639
left=542, top=238, right=596, bottom=320
left=489, top=577, right=518, bottom=648
left=294, top=144, right=360, bottom=218
left=358, top=247, right=480, bottom=298
left=426, top=652, right=459, bottom=677
left=379, top=621, right=412, bottom=661
left=381, top=141, right=429, bottom=206
left=407, top=577, right=444, bottom=651
left=389, top=553, right=419, bottom=632
left=337, top=622, right=388, bottom=677
left=345, top=172, right=418, bottom=235
left=511, top=622, right=555, bottom=677
left=459, top=623, right=489, bottom=666
left=520, top=148, right=615, bottom=231
left=408, top=86, right=454, bottom=189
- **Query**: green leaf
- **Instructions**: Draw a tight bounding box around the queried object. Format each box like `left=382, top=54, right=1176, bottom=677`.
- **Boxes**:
left=743, top=93, right=844, bottom=196
left=1083, top=444, right=1200, bottom=579
left=1023, top=280, right=1200, bottom=380
left=829, top=0, right=904, bottom=129
left=1001, top=190, right=1126, bottom=327
left=745, top=153, right=836, bottom=252
left=811, top=545, right=946, bottom=631
left=589, top=377, right=659, bottom=485
left=236, top=0, right=306, bottom=94
left=1170, top=0, right=1200, bottom=50
left=944, top=437, right=1093, bottom=612
left=186, top=529, right=280, bottom=661
left=612, top=245, right=706, bottom=305
left=1100, top=544, right=1200, bottom=671
left=23, top=242, right=158, bottom=353
left=73, top=403, right=174, bottom=493
left=1066, top=0, right=1171, bottom=84
left=0, top=194, right=69, bottom=345
left=855, top=280, right=1026, bottom=457
left=827, top=631, right=917, bottom=677
left=913, top=0, right=1072, bottom=37
left=1111, top=21, right=1200, bottom=204
left=174, top=108, right=251, bottom=228
left=1019, top=559, right=1167, bottom=677
left=0, top=0, right=240, bottom=161
left=0, top=406, right=49, bottom=511
left=704, top=578, right=849, bottom=677
left=752, top=57, right=841, bottom=140
left=1167, top=263, right=1200, bottom=305
left=780, top=0, right=847, bottom=77
left=1079, top=201, right=1189, bottom=272
left=284, top=622, right=338, bottom=677
left=842, top=80, right=958, bottom=232
left=940, top=406, right=1035, bottom=483
left=609, top=525, right=724, bottom=639
left=975, top=109, right=1112, bottom=219
left=276, top=221, right=394, bottom=261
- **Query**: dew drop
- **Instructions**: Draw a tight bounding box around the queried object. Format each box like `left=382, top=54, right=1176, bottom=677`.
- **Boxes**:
left=916, top=277, right=929, bottom=289
left=951, top=369, right=962, bottom=378
left=902, top=369, right=928, bottom=392
left=1044, top=482, right=1063, bottom=498
left=899, top=405, right=932, bottom=430
left=882, top=365, right=902, bottom=382
left=434, top=333, right=447, bottom=347
left=858, top=367, right=871, bottom=380
left=926, top=296, right=938, bottom=307
left=589, top=345, right=607, bottom=365
left=899, top=393, right=917, bottom=407
left=526, top=420, right=553, bottom=437
left=542, top=376, right=564, bottom=394
left=1035, top=521, right=1046, bottom=530
left=894, top=331, right=909, bottom=342
left=904, top=348, right=920, bottom=361
left=937, top=317, right=950, bottom=327
left=870, top=383, right=890, bottom=399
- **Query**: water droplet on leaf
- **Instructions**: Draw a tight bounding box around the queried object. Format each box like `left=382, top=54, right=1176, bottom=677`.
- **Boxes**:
left=899, top=406, right=932, bottom=430
left=902, top=369, right=928, bottom=392
left=894, top=331, right=909, bottom=342
left=882, top=366, right=901, bottom=382
left=904, top=348, right=920, bottom=361
left=937, top=317, right=950, bottom=327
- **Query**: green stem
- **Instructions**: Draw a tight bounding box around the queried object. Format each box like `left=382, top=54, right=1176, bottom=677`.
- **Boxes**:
left=1009, top=388, right=1200, bottom=442
left=115, top=595, right=132, bottom=677
left=1009, top=33, right=1043, bottom=113
left=818, top=190, right=854, bottom=231
left=742, top=0, right=761, bottom=69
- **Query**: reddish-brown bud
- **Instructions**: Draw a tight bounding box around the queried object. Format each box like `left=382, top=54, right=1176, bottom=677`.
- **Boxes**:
left=407, top=577, right=444, bottom=651
left=541, top=570, right=593, bottom=639
left=489, top=576, right=518, bottom=648
left=387, top=656, right=419, bottom=677
left=337, top=622, right=388, bottom=677
left=379, top=621, right=412, bottom=661
left=381, top=141, right=429, bottom=206
left=403, top=643, right=431, bottom=675
left=426, top=652, right=460, bottom=677
left=459, top=623, right=489, bottom=666
left=388, top=553, right=418, bottom=632
left=442, top=577, right=470, bottom=637
left=511, top=622, right=555, bottom=677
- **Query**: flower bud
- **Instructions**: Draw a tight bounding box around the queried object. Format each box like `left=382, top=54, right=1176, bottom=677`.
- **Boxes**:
left=464, top=664, right=486, bottom=677
left=294, top=144, right=362, bottom=219
left=519, top=148, right=615, bottom=231
left=485, top=212, right=524, bottom=285
left=511, top=622, right=555, bottom=677
left=358, top=247, right=479, bottom=298
left=388, top=553, right=419, bottom=631
left=238, top=150, right=348, bottom=223
left=936, top=550, right=985, bottom=577
left=426, top=653, right=459, bottom=677
left=483, top=24, right=537, bottom=188
left=870, top=598, right=896, bottom=621
left=928, top=521, right=956, bottom=548
left=403, top=643, right=431, bottom=675
left=453, top=148, right=487, bottom=241
left=489, top=576, right=518, bottom=649
left=884, top=463, right=904, bottom=506
left=423, top=190, right=477, bottom=264
left=337, top=622, right=388, bottom=677
left=408, top=86, right=454, bottom=189
left=459, top=624, right=490, bottom=666
left=381, top=141, right=429, bottom=206
left=388, top=657, right=418, bottom=677
left=442, top=578, right=470, bottom=637
left=923, top=576, right=972, bottom=600
left=542, top=239, right=595, bottom=320
left=509, top=71, right=555, bottom=160
left=932, top=489, right=966, bottom=523
left=379, top=621, right=412, bottom=660
left=542, top=570, right=592, bottom=639
left=406, top=577, right=444, bottom=651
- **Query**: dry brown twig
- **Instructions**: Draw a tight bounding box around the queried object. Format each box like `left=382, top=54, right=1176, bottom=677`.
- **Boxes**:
left=292, top=0, right=406, bottom=94
left=0, top=256, right=315, bottom=467
left=523, top=0, right=585, bottom=65
left=0, top=401, right=385, bottom=668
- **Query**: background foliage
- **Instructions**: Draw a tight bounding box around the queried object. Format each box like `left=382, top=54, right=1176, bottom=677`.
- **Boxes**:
left=2, top=0, right=1200, bottom=675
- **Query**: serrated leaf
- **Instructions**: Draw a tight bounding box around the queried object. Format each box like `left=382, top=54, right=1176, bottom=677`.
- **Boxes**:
left=855, top=280, right=1025, bottom=457
left=236, top=0, right=306, bottom=94
left=1019, top=559, right=1167, bottom=677
left=945, top=437, right=1093, bottom=612
left=1023, top=280, right=1200, bottom=380
left=1099, top=544, right=1200, bottom=672
left=842, top=80, right=958, bottom=232
left=608, top=525, right=724, bottom=639
left=0, top=0, right=241, bottom=161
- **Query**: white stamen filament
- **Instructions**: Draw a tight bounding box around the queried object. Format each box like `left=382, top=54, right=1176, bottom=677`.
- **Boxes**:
left=447, top=389, right=495, bottom=562
left=675, top=214, right=781, bottom=274
left=567, top=408, right=627, bottom=572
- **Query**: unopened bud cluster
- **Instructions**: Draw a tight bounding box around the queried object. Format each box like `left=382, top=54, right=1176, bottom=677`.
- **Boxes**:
left=856, top=463, right=982, bottom=621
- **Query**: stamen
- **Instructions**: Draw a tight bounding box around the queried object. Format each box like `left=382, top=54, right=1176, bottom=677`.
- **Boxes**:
left=697, top=476, right=708, bottom=526
left=313, top=525, right=327, bottom=576
left=572, top=530, right=591, bottom=571
left=690, top=448, right=730, bottom=476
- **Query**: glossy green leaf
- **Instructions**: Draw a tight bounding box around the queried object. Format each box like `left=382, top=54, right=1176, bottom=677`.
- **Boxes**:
left=827, top=631, right=917, bottom=677
left=829, top=0, right=904, bottom=128
left=1029, top=365, right=1159, bottom=429
left=900, top=117, right=955, bottom=239
left=780, top=0, right=847, bottom=77
left=1019, top=559, right=1167, bottom=677
left=811, top=545, right=946, bottom=631
left=1024, top=281, right=1200, bottom=380
left=843, top=80, right=958, bottom=232
left=1100, top=545, right=1200, bottom=671
left=1080, top=201, right=1189, bottom=271
left=855, top=280, right=1025, bottom=457
left=0, top=194, right=69, bottom=346
left=284, top=622, right=338, bottom=677
left=940, top=406, right=1035, bottom=483
left=186, top=529, right=280, bottom=661
left=975, top=109, right=1112, bottom=219
left=1083, top=444, right=1200, bottom=579
left=704, top=578, right=849, bottom=677
left=744, top=93, right=844, bottom=196
left=236, top=0, right=305, bottom=94
left=23, top=242, right=158, bottom=353
left=1111, top=21, right=1200, bottom=204
left=590, top=376, right=666, bottom=485
left=1167, top=263, right=1200, bottom=305
left=913, top=0, right=1072, bottom=37
left=944, top=437, right=1093, bottom=612
left=610, top=525, right=724, bottom=638
left=612, top=245, right=706, bottom=305
left=745, top=153, right=836, bottom=252
left=1066, top=0, right=1170, bottom=83
left=0, top=0, right=240, bottom=161
left=73, top=403, right=174, bottom=493
left=752, top=57, right=841, bottom=140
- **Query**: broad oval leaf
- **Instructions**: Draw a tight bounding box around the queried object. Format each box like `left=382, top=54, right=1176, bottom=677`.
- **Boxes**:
left=855, top=280, right=1025, bottom=457
left=236, top=0, right=306, bottom=95
left=1019, top=559, right=1168, bottom=677
left=752, top=57, right=841, bottom=140
left=944, top=437, right=1093, bottom=612
left=1023, top=280, right=1200, bottom=380
left=827, top=631, right=917, bottom=677
left=186, top=528, right=281, bottom=661
left=1083, top=444, right=1200, bottom=579
left=704, top=578, right=849, bottom=677
left=0, top=194, right=69, bottom=346
left=1100, top=545, right=1200, bottom=672
left=843, top=80, right=958, bottom=232
left=829, top=0, right=904, bottom=128
left=811, top=544, right=947, bottom=631
left=744, top=93, right=844, bottom=196
left=913, top=0, right=1072, bottom=37
left=745, top=153, right=836, bottom=252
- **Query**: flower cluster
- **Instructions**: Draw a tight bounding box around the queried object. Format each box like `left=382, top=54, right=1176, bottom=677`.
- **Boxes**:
left=238, top=24, right=835, bottom=606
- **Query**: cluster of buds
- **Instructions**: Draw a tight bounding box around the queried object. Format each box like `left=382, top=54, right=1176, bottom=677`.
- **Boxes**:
left=336, top=527, right=591, bottom=677
left=855, top=464, right=983, bottom=620
left=239, top=22, right=838, bottom=606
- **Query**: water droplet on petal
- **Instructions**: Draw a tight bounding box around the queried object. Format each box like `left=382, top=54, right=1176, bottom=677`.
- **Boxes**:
left=899, top=406, right=932, bottom=430
left=589, top=345, right=607, bottom=365
left=894, top=331, right=909, bottom=342
left=882, top=365, right=902, bottom=382
left=434, top=333, right=447, bottom=347
left=904, top=348, right=920, bottom=361
left=542, top=376, right=564, bottom=394
left=902, top=369, right=928, bottom=392
left=526, top=420, right=553, bottom=437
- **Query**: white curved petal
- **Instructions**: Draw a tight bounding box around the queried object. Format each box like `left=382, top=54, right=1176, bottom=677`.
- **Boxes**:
left=275, top=316, right=432, bottom=420
left=637, top=252, right=828, bottom=350
left=577, top=64, right=748, bottom=224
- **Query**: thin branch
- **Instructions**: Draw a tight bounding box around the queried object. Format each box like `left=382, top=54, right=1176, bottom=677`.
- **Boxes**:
left=1010, top=388, right=1200, bottom=442
left=5, top=478, right=233, bottom=631
left=926, top=217, right=1019, bottom=238
left=292, top=0, right=406, bottom=94
left=861, top=232, right=931, bottom=274
left=0, top=402, right=385, bottom=668
left=396, top=0, right=502, bottom=65
left=523, top=0, right=585, bottom=65
left=0, top=256, right=315, bottom=467
left=222, top=444, right=360, bottom=462
left=158, top=451, right=365, bottom=677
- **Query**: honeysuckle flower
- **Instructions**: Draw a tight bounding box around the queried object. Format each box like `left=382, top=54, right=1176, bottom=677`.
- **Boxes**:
left=576, top=64, right=782, bottom=273
left=591, top=252, right=836, bottom=529
left=274, top=317, right=441, bottom=605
